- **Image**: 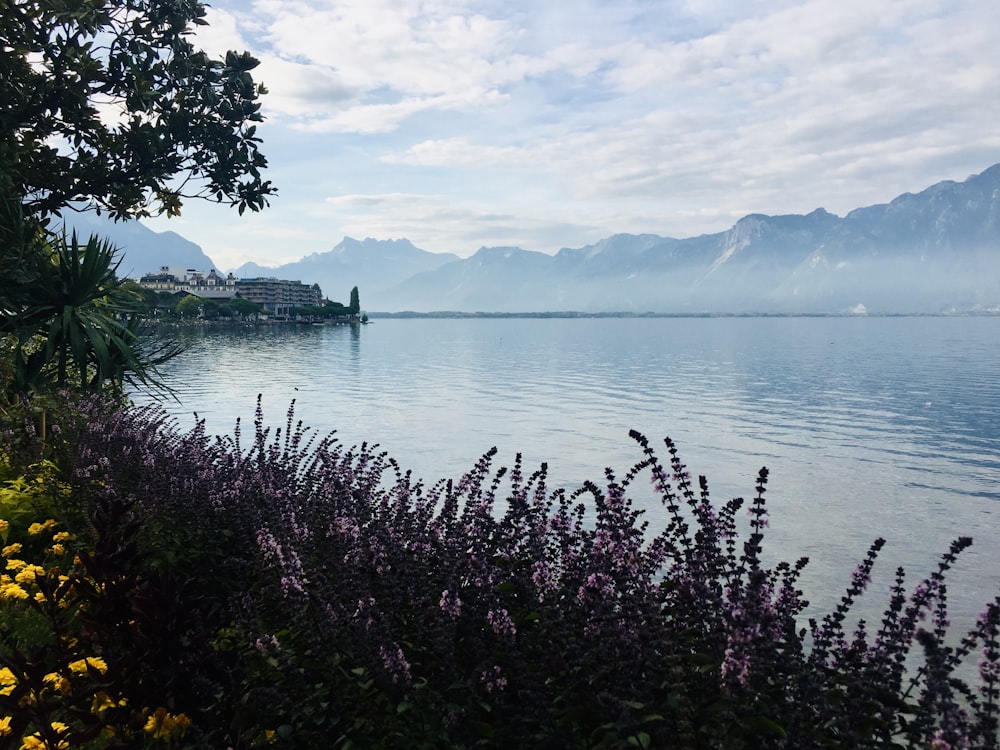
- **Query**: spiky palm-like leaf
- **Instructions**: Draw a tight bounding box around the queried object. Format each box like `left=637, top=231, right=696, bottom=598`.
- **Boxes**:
left=3, top=230, right=181, bottom=396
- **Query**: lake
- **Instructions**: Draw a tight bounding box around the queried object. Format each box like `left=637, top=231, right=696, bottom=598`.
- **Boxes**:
left=136, top=315, right=1000, bottom=633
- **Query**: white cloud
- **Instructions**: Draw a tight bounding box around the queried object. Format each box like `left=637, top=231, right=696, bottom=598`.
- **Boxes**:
left=141, top=0, right=1000, bottom=267
left=198, top=0, right=625, bottom=130
left=382, top=137, right=527, bottom=167
left=195, top=7, right=249, bottom=55
left=256, top=0, right=521, bottom=89
left=295, top=87, right=506, bottom=134
left=322, top=191, right=603, bottom=254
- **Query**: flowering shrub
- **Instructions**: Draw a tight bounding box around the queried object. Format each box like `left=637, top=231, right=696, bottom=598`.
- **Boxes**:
left=0, top=461, right=196, bottom=749
left=1, top=394, right=999, bottom=748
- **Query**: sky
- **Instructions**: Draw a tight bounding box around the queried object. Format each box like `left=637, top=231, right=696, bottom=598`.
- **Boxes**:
left=141, top=0, right=1000, bottom=271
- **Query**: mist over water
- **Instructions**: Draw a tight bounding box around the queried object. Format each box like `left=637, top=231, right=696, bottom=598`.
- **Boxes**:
left=136, top=316, right=1000, bottom=634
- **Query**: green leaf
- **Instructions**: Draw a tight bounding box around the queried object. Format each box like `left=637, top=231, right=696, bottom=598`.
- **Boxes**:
left=742, top=715, right=787, bottom=738
left=627, top=732, right=652, bottom=748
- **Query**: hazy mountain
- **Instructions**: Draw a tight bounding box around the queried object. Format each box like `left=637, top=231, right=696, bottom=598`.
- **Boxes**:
left=57, top=210, right=220, bottom=277
left=228, top=236, right=459, bottom=305
left=57, top=162, right=1000, bottom=313
left=228, top=260, right=273, bottom=277
left=387, top=163, right=1000, bottom=313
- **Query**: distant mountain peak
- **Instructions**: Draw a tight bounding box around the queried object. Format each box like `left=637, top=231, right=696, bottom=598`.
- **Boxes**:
left=390, top=161, right=1000, bottom=313
left=67, top=161, right=1000, bottom=314
left=61, top=212, right=220, bottom=276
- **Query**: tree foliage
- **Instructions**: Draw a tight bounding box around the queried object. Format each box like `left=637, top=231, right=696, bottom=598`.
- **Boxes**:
left=175, top=294, right=202, bottom=319
left=120, top=280, right=160, bottom=314
left=0, top=230, right=180, bottom=395
left=228, top=297, right=260, bottom=318
left=291, top=297, right=361, bottom=318
left=1, top=0, right=275, bottom=399
left=0, top=0, right=275, bottom=222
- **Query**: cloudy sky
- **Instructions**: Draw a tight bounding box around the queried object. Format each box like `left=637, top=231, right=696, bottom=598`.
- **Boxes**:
left=142, top=0, right=1000, bottom=270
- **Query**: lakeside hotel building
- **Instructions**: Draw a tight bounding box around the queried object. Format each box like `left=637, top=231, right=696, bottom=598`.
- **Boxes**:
left=138, top=267, right=322, bottom=314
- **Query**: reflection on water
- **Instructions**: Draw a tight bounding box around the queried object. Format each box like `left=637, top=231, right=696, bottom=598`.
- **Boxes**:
left=136, top=317, right=1000, bottom=633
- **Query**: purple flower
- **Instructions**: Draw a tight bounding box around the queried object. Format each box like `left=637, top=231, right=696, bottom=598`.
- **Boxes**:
left=578, top=572, right=614, bottom=605
left=379, top=643, right=411, bottom=685
left=253, top=634, right=281, bottom=654
left=531, top=561, right=557, bottom=601
left=439, top=589, right=462, bottom=618
left=487, top=608, right=516, bottom=639
left=720, top=639, right=750, bottom=687
left=481, top=665, right=507, bottom=694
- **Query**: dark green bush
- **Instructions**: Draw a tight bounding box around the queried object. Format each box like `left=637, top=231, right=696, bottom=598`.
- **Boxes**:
left=1, top=395, right=997, bottom=748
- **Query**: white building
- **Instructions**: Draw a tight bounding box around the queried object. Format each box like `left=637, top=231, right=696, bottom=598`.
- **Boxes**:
left=138, top=268, right=324, bottom=313
left=138, top=267, right=238, bottom=300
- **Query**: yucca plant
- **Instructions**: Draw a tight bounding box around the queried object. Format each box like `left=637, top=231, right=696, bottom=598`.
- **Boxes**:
left=1, top=228, right=180, bottom=397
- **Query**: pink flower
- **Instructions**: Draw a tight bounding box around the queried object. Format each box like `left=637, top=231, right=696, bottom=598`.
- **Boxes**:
left=439, top=590, right=462, bottom=618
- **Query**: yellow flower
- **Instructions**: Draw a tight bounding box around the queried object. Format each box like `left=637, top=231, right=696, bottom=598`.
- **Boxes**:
left=143, top=707, right=192, bottom=740
left=49, top=544, right=65, bottom=556
left=6, top=558, right=26, bottom=571
left=68, top=657, right=107, bottom=675
left=14, top=565, right=45, bottom=585
left=0, top=715, right=11, bottom=736
left=0, top=583, right=28, bottom=600
left=21, top=722, right=70, bottom=750
left=91, top=691, right=127, bottom=714
left=91, top=692, right=113, bottom=713
left=27, top=519, right=57, bottom=535
left=1, top=543, right=21, bottom=558
left=143, top=707, right=170, bottom=740
left=0, top=519, right=8, bottom=534
left=42, top=673, right=71, bottom=695
left=52, top=532, right=70, bottom=543
left=0, top=667, right=16, bottom=696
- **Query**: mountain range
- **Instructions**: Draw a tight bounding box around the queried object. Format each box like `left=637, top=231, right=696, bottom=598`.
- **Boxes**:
left=58, top=208, right=219, bottom=279
left=66, top=163, right=1000, bottom=314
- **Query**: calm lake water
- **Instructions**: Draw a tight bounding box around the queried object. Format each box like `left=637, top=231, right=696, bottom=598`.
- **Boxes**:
left=136, top=316, right=1000, bottom=633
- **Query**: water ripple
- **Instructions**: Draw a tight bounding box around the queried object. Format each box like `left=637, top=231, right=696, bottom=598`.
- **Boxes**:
left=134, top=317, right=1000, bottom=634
